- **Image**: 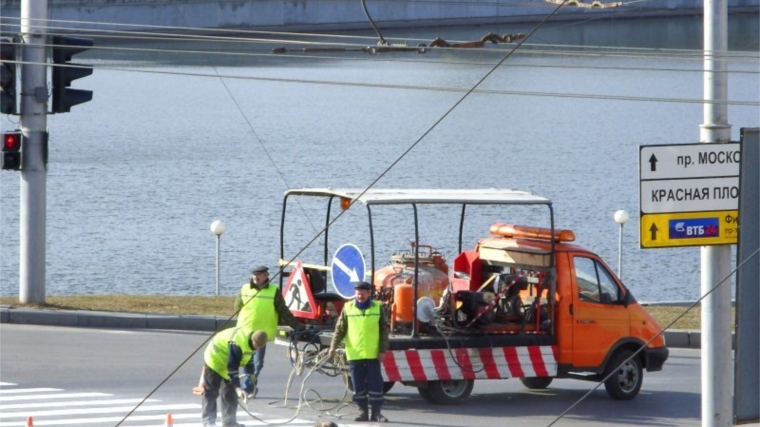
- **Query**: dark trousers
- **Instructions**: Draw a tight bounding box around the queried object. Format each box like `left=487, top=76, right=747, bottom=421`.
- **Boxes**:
left=252, top=343, right=266, bottom=383
left=349, top=359, right=384, bottom=411
left=201, top=364, right=239, bottom=426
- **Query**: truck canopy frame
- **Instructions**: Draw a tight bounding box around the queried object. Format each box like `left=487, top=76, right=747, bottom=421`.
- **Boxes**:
left=279, top=188, right=557, bottom=337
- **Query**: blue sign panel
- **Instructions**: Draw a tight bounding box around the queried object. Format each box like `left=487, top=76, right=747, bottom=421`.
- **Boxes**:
left=331, top=244, right=366, bottom=298
left=669, top=217, right=720, bottom=239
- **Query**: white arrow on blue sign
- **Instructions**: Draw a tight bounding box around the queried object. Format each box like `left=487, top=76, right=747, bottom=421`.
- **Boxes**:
left=331, top=243, right=366, bottom=298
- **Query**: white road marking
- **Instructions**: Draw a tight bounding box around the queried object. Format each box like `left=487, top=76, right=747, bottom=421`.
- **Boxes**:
left=0, top=398, right=158, bottom=410
left=0, top=403, right=200, bottom=418
left=0, top=388, right=61, bottom=394
left=0, top=393, right=110, bottom=402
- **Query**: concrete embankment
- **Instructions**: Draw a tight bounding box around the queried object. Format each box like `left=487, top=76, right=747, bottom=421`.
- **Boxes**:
left=0, top=0, right=758, bottom=33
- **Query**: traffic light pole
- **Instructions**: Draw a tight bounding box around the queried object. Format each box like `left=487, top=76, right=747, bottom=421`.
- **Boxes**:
left=19, top=0, right=49, bottom=303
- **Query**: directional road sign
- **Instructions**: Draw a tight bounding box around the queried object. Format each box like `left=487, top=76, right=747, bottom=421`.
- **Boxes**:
left=639, top=142, right=740, bottom=248
left=331, top=243, right=366, bottom=298
left=640, top=210, right=739, bottom=248
left=640, top=142, right=740, bottom=180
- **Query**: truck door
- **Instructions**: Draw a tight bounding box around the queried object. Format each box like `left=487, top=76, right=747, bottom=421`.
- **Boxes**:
left=570, top=255, right=630, bottom=369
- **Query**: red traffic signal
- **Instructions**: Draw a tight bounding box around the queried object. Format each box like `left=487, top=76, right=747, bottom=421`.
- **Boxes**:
left=3, top=132, right=21, bottom=151
left=1, top=131, right=22, bottom=170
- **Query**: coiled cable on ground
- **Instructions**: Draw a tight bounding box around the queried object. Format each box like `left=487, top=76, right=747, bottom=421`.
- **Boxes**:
left=234, top=341, right=356, bottom=425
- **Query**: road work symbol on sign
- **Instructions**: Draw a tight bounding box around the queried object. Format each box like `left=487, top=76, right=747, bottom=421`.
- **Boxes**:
left=331, top=243, right=366, bottom=298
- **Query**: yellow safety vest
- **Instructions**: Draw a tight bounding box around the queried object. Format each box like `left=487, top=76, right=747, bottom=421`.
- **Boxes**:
left=203, top=327, right=255, bottom=379
left=236, top=283, right=278, bottom=341
left=344, top=301, right=381, bottom=361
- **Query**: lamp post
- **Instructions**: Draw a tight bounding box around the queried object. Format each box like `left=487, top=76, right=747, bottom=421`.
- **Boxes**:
left=613, top=210, right=629, bottom=279
left=210, top=220, right=226, bottom=296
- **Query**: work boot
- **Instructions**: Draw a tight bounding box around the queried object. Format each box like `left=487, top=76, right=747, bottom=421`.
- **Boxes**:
left=354, top=403, right=369, bottom=422
left=371, top=407, right=388, bottom=423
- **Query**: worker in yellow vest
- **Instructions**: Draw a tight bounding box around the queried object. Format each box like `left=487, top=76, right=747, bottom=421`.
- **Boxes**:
left=235, top=265, right=300, bottom=395
left=199, top=327, right=268, bottom=427
left=328, top=281, right=390, bottom=422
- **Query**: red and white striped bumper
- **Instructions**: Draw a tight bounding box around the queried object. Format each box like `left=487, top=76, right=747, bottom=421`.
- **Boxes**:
left=382, top=345, right=558, bottom=382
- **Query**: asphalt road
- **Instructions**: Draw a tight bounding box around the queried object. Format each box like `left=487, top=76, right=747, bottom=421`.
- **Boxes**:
left=0, top=323, right=718, bottom=427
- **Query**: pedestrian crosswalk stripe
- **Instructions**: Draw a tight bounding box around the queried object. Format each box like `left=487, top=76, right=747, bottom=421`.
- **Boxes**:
left=0, top=388, right=61, bottom=394
left=0, top=392, right=110, bottom=402
left=0, top=385, right=315, bottom=426
left=0, top=398, right=159, bottom=410
left=1, top=403, right=200, bottom=418
left=0, top=383, right=17, bottom=387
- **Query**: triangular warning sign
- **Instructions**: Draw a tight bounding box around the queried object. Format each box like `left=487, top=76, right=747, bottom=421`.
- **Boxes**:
left=282, top=261, right=319, bottom=320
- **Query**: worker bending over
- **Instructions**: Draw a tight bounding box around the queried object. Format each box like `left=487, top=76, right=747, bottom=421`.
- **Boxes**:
left=198, top=327, right=268, bottom=427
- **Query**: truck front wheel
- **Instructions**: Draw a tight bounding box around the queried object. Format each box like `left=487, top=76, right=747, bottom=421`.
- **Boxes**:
left=423, top=379, right=474, bottom=404
left=520, top=377, right=553, bottom=390
left=604, top=349, right=643, bottom=400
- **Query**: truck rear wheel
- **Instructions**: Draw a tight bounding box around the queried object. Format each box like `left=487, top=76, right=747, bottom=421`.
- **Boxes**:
left=424, top=380, right=474, bottom=404
left=604, top=349, right=643, bottom=400
left=417, top=386, right=435, bottom=403
left=520, top=377, right=553, bottom=390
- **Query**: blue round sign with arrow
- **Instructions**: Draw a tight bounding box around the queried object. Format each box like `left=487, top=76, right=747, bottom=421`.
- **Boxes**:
left=331, top=243, right=366, bottom=298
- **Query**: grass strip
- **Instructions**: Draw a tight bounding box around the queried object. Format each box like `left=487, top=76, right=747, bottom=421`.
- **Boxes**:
left=0, top=295, right=718, bottom=330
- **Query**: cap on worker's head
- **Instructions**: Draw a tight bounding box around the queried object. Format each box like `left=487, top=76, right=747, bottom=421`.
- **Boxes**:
left=251, top=330, right=268, bottom=347
left=251, top=266, right=269, bottom=274
left=354, top=281, right=372, bottom=291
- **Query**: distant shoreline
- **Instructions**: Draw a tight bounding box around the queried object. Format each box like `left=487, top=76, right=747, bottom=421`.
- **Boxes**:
left=0, top=0, right=757, bottom=35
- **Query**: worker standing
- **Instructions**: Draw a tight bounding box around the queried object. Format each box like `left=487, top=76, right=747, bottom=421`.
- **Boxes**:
left=328, top=281, right=390, bottom=422
left=235, top=265, right=300, bottom=395
left=199, top=327, right=268, bottom=427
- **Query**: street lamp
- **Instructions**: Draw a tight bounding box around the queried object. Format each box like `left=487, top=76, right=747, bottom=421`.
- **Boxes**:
left=613, top=210, right=629, bottom=279
left=210, top=220, right=226, bottom=296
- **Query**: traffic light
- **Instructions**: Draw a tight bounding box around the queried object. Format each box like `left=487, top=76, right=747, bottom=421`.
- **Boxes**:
left=1, top=37, right=17, bottom=115
left=1, top=131, right=22, bottom=170
left=51, top=36, right=93, bottom=113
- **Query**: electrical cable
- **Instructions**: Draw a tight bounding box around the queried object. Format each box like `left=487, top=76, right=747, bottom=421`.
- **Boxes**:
left=359, top=0, right=388, bottom=45
left=545, top=247, right=760, bottom=427
left=11, top=56, right=758, bottom=107
left=6, top=3, right=756, bottom=424
left=6, top=15, right=758, bottom=64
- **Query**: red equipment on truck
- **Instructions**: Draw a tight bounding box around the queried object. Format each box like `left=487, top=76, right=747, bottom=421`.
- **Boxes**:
left=277, top=188, right=668, bottom=404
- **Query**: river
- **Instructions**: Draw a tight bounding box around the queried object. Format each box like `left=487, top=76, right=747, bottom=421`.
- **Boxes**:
left=1, top=14, right=758, bottom=302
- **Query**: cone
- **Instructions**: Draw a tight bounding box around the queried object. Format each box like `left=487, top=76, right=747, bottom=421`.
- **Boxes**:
left=164, top=413, right=173, bottom=427
left=26, top=417, right=33, bottom=427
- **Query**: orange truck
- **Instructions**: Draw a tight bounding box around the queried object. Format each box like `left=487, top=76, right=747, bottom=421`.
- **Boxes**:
left=277, top=188, right=668, bottom=404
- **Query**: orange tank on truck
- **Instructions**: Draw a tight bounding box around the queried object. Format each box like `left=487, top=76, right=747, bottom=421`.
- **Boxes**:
left=276, top=188, right=669, bottom=405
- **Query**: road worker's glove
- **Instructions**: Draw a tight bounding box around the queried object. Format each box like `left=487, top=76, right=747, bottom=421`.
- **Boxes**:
left=239, top=374, right=255, bottom=394
left=236, top=387, right=247, bottom=403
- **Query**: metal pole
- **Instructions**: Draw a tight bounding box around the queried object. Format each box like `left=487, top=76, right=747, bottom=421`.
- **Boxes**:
left=19, top=0, right=49, bottom=304
left=617, top=223, right=624, bottom=279
left=215, top=234, right=221, bottom=296
left=701, top=0, right=733, bottom=424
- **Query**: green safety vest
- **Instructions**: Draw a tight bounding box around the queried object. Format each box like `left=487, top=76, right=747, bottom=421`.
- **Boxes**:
left=236, top=283, right=278, bottom=341
left=343, top=300, right=382, bottom=361
left=203, top=327, right=255, bottom=379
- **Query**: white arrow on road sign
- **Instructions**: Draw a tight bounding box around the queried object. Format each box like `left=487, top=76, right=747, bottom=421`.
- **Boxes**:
left=333, top=257, right=360, bottom=283
left=331, top=243, right=366, bottom=298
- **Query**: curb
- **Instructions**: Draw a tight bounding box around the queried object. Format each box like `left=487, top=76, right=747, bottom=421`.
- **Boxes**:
left=0, top=306, right=235, bottom=332
left=0, top=306, right=729, bottom=349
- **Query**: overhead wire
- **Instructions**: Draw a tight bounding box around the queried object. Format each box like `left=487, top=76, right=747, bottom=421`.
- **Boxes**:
left=4, top=15, right=759, bottom=63
left=545, top=247, right=760, bottom=427
left=4, top=4, right=758, bottom=424
left=116, top=0, right=584, bottom=423
left=9, top=56, right=759, bottom=107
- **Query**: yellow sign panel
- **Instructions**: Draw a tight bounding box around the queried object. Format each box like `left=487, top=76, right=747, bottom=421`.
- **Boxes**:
left=640, top=210, right=738, bottom=248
